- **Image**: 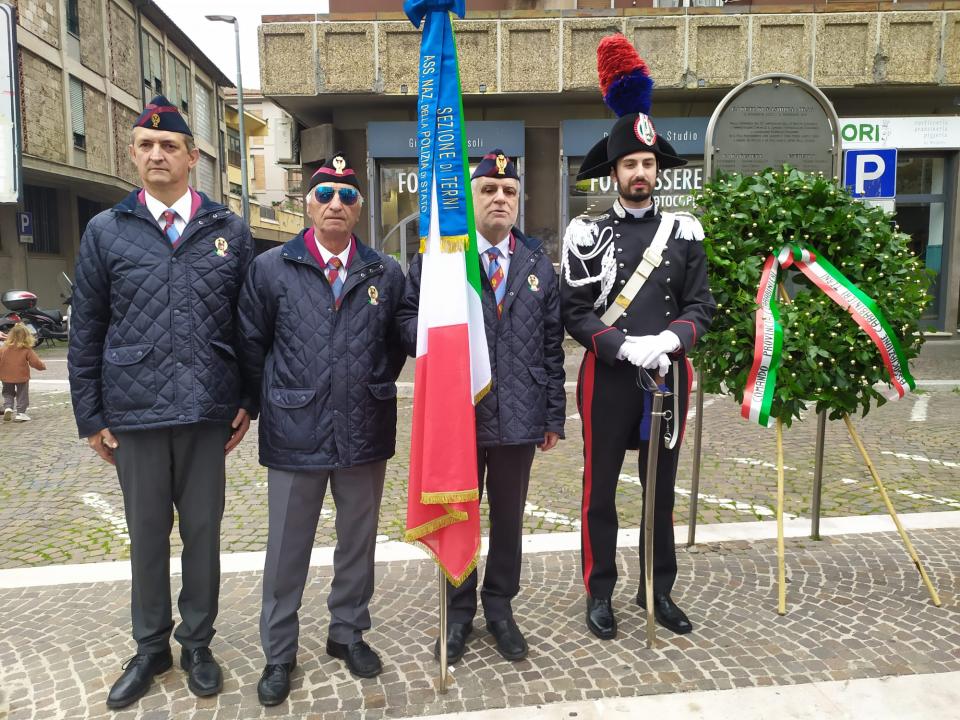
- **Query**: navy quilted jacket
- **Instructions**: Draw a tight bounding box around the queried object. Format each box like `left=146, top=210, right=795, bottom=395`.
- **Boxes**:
left=237, top=231, right=406, bottom=471
left=69, top=189, right=255, bottom=438
left=399, top=228, right=566, bottom=447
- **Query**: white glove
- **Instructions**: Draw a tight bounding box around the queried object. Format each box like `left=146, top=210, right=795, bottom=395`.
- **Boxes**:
left=653, top=352, right=670, bottom=378
left=619, top=340, right=647, bottom=368
left=620, top=330, right=680, bottom=369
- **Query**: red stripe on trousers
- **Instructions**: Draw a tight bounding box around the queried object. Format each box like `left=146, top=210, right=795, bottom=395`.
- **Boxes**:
left=579, top=351, right=597, bottom=595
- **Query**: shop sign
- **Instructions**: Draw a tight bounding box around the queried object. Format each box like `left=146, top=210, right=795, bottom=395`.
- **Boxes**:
left=368, top=121, right=524, bottom=158
left=840, top=117, right=960, bottom=150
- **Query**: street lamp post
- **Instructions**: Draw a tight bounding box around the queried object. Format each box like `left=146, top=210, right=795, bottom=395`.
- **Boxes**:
left=205, top=14, right=249, bottom=223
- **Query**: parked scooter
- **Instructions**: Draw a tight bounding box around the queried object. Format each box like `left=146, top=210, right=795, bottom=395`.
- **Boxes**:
left=0, top=277, right=71, bottom=345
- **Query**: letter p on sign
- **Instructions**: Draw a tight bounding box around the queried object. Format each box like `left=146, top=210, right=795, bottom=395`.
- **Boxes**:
left=843, top=149, right=897, bottom=199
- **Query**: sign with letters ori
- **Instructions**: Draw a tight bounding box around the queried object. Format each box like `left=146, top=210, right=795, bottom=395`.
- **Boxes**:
left=843, top=149, right=897, bottom=199
left=706, top=74, right=840, bottom=179
left=1, top=4, right=22, bottom=205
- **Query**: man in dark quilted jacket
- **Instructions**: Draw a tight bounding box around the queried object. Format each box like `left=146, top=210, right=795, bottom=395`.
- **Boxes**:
left=68, top=96, right=255, bottom=710
left=238, top=154, right=406, bottom=707
left=398, top=150, right=566, bottom=666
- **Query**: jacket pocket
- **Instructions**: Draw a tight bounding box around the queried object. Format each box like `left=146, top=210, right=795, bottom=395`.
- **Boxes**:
left=367, top=381, right=398, bottom=400
left=527, top=366, right=549, bottom=385
left=266, top=386, right=318, bottom=451
left=103, top=343, right=157, bottom=411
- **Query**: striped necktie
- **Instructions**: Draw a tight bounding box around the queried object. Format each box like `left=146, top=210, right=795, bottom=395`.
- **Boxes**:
left=326, top=256, right=344, bottom=308
left=161, top=209, right=180, bottom=245
left=486, top=247, right=506, bottom=318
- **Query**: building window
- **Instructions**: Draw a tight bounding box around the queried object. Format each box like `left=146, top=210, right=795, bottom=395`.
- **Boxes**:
left=260, top=205, right=277, bottom=221
left=69, top=77, right=85, bottom=150
left=193, top=80, right=213, bottom=143
left=24, top=186, right=61, bottom=255
left=196, top=153, right=216, bottom=198
left=286, top=168, right=302, bottom=195
left=227, top=128, right=241, bottom=168
left=167, top=54, right=190, bottom=114
left=141, top=31, right=164, bottom=95
left=229, top=182, right=242, bottom=196
left=66, top=0, right=80, bottom=36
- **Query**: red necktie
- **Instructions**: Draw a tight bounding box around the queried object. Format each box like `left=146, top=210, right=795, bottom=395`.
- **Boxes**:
left=327, top=257, right=344, bottom=308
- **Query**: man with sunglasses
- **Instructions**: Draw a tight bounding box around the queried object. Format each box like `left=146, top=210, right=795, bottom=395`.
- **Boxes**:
left=238, top=154, right=406, bottom=706
left=561, top=37, right=715, bottom=642
left=399, top=150, right=566, bottom=665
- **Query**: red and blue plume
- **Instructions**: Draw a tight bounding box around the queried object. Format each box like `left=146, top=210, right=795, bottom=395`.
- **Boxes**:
left=597, top=34, right=653, bottom=118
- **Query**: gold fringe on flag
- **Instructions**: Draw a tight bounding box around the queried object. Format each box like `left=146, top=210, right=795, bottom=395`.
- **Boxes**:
left=403, top=502, right=481, bottom=587
left=419, top=235, right=471, bottom=254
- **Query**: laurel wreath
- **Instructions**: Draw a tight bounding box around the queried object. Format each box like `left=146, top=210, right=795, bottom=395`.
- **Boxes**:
left=690, top=167, right=932, bottom=426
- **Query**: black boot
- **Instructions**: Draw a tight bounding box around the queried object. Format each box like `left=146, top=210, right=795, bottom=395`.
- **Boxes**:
left=105, top=649, right=173, bottom=709
left=257, top=661, right=296, bottom=706
left=487, top=618, right=528, bottom=661
left=637, top=592, right=693, bottom=634
left=585, top=597, right=617, bottom=640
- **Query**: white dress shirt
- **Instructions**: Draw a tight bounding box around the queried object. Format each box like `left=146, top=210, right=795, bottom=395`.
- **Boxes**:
left=477, top=232, right=512, bottom=281
left=144, top=189, right=192, bottom=236
left=315, top=236, right=352, bottom=283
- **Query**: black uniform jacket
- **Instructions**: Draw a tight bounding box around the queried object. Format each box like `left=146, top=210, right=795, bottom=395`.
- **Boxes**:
left=560, top=202, right=716, bottom=366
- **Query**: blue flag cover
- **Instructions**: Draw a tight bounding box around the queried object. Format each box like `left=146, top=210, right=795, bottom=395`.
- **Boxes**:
left=404, top=0, right=473, bottom=252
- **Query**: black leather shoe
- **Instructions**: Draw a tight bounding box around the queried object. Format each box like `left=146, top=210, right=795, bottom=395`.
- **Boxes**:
left=433, top=621, right=473, bottom=664
left=326, top=638, right=383, bottom=678
left=180, top=647, right=223, bottom=697
left=105, top=649, right=173, bottom=709
left=585, top=597, right=617, bottom=640
left=487, top=618, right=528, bottom=661
left=637, top=592, right=693, bottom=635
left=257, top=661, right=296, bottom=706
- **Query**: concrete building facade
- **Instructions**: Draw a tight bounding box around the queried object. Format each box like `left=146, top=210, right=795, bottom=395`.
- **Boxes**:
left=259, top=1, right=960, bottom=333
left=1, top=0, right=232, bottom=311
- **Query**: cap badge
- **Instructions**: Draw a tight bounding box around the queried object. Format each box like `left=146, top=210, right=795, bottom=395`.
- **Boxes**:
left=151, top=113, right=161, bottom=128
left=634, top=113, right=657, bottom=147
left=332, top=156, right=346, bottom=175
left=495, top=154, right=507, bottom=175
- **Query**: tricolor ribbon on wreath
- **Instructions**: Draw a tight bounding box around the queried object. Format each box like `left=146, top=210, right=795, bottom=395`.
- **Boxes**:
left=742, top=244, right=916, bottom=427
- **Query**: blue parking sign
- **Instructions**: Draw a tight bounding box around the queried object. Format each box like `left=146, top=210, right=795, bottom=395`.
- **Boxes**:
left=843, top=149, right=897, bottom=199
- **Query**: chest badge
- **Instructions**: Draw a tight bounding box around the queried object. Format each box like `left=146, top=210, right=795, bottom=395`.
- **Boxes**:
left=527, top=274, right=540, bottom=292
left=213, top=237, right=229, bottom=257
left=367, top=285, right=379, bottom=305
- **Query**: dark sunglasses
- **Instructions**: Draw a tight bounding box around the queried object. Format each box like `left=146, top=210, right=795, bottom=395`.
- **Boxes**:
left=315, top=186, right=359, bottom=206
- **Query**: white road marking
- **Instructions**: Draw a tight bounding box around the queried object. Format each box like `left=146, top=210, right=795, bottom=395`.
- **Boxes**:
left=725, top=457, right=798, bottom=472
left=910, top=394, right=929, bottom=422
left=881, top=450, right=960, bottom=470
left=895, top=489, right=960, bottom=510
left=80, top=492, right=130, bottom=544
left=618, top=474, right=801, bottom=520
left=524, top=502, right=580, bottom=529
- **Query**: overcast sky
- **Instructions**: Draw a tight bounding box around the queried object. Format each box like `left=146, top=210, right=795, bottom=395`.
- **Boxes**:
left=154, top=1, right=329, bottom=90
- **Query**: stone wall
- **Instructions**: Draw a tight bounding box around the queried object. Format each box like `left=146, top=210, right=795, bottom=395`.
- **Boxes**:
left=15, top=0, right=60, bottom=48
left=261, top=10, right=960, bottom=96
left=112, top=101, right=139, bottom=185
left=78, top=0, right=105, bottom=75
left=83, top=85, right=110, bottom=174
left=108, top=1, right=140, bottom=98
left=20, top=50, right=65, bottom=163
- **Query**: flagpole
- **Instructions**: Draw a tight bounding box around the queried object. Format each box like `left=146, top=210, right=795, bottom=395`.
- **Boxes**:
left=438, top=569, right=449, bottom=693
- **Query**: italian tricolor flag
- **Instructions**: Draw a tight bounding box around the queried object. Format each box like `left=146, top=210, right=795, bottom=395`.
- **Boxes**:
left=404, top=0, right=491, bottom=586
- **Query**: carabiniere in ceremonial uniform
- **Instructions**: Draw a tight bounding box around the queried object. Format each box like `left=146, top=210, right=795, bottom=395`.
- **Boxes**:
left=560, top=34, right=716, bottom=641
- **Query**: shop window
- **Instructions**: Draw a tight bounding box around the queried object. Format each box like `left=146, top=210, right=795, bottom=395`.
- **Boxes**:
left=566, top=158, right=703, bottom=222
left=895, top=154, right=950, bottom=326
left=24, top=186, right=61, bottom=255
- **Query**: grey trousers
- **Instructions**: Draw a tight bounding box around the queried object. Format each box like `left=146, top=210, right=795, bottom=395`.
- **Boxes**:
left=2, top=381, right=29, bottom=413
left=260, top=461, right=387, bottom=663
left=113, top=422, right=231, bottom=654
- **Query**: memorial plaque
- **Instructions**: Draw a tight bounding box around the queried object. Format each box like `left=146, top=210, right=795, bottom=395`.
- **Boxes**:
left=709, top=79, right=837, bottom=178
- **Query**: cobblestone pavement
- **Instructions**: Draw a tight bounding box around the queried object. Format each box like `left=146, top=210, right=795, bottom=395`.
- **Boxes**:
left=3, top=342, right=959, bottom=568
left=0, top=527, right=957, bottom=719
